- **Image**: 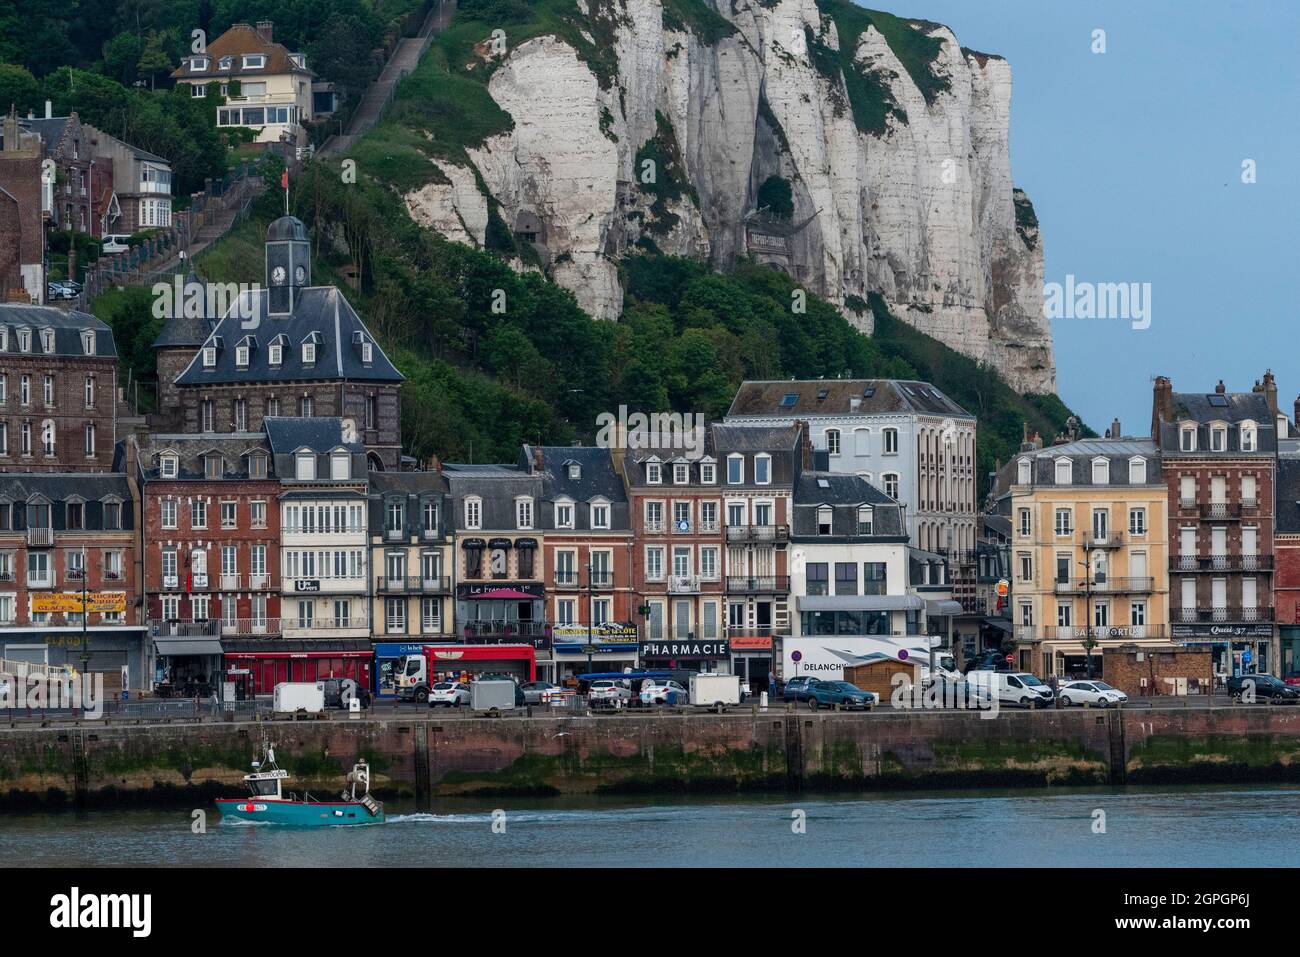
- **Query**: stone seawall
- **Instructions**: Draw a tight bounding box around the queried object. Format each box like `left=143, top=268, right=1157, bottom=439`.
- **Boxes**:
left=3, top=707, right=1300, bottom=807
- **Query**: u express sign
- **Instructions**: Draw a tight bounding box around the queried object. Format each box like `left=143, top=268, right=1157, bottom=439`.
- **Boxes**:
left=639, top=640, right=730, bottom=660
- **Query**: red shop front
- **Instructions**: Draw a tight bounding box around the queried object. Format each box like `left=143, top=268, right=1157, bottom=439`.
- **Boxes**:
left=222, top=639, right=373, bottom=695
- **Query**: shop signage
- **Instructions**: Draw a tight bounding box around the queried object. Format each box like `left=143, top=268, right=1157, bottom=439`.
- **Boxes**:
left=551, top=622, right=638, bottom=643
left=1171, top=623, right=1272, bottom=640
left=295, top=579, right=320, bottom=592
left=729, top=634, right=773, bottom=650
left=31, top=591, right=127, bottom=614
left=640, top=639, right=730, bottom=659
left=456, top=581, right=545, bottom=598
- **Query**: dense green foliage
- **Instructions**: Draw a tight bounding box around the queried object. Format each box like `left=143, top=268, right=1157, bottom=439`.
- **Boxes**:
left=755, top=175, right=793, bottom=220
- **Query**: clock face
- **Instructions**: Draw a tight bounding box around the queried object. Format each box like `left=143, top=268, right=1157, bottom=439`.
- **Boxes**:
left=294, top=265, right=307, bottom=285
left=271, top=265, right=286, bottom=285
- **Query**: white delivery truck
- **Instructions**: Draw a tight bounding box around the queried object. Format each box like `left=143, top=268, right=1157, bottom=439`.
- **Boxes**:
left=471, top=679, right=519, bottom=715
left=273, top=681, right=326, bottom=715
left=689, top=673, right=742, bottom=713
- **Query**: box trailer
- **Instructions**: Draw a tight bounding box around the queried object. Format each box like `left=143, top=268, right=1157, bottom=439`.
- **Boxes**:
left=273, top=681, right=325, bottom=714
left=689, top=673, right=742, bottom=712
left=471, top=679, right=519, bottom=714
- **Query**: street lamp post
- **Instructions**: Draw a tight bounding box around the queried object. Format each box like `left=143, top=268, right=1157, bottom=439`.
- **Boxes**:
left=1078, top=551, right=1097, bottom=680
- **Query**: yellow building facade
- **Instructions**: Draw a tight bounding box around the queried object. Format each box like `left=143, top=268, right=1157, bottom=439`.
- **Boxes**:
left=1007, top=439, right=1170, bottom=678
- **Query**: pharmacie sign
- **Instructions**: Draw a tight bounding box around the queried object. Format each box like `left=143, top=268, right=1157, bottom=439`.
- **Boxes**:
left=640, top=639, right=730, bottom=659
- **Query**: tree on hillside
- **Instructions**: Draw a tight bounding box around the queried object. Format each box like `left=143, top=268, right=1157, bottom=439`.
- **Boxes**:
left=136, top=30, right=173, bottom=91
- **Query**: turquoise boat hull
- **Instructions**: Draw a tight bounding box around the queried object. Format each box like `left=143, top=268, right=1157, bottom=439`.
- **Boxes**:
left=216, top=798, right=385, bottom=826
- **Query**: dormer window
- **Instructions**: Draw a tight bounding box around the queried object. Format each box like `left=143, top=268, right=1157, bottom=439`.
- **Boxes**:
left=645, top=461, right=661, bottom=485
left=555, top=499, right=575, bottom=529
left=1091, top=457, right=1109, bottom=485
left=361, top=341, right=372, bottom=363
left=191, top=57, right=209, bottom=72
left=17, top=329, right=29, bottom=352
left=330, top=451, right=350, bottom=480
left=268, top=337, right=284, bottom=366
left=1130, top=456, right=1147, bottom=484
left=1240, top=421, right=1257, bottom=452
left=81, top=330, right=95, bottom=355
left=235, top=345, right=249, bottom=368
left=755, top=453, right=771, bottom=485
left=516, top=496, right=534, bottom=530
left=202, top=346, right=217, bottom=368
left=727, top=454, right=744, bottom=484
left=817, top=506, right=833, bottom=536
left=856, top=506, right=873, bottom=535
left=205, top=454, right=224, bottom=480
left=242, top=54, right=265, bottom=69
left=591, top=500, right=610, bottom=530
left=160, top=454, right=179, bottom=478
left=1017, top=458, right=1032, bottom=485
left=1180, top=425, right=1197, bottom=452
left=1054, top=458, right=1072, bottom=485
left=40, top=329, right=54, bottom=353
left=673, top=462, right=689, bottom=484
left=219, top=56, right=233, bottom=70
left=567, top=462, right=581, bottom=480
left=295, top=451, right=316, bottom=481
left=1210, top=423, right=1227, bottom=452
left=0, top=327, right=8, bottom=351
left=248, top=453, right=268, bottom=479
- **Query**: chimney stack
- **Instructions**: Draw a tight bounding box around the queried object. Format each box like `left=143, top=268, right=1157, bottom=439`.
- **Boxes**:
left=1294, top=395, right=1300, bottom=435
left=798, top=420, right=813, bottom=470
left=256, top=20, right=274, bottom=42
left=1110, top=417, right=1122, bottom=439
left=532, top=445, right=543, bottom=472
left=1263, top=369, right=1279, bottom=418
left=1215, top=379, right=1226, bottom=395
left=1151, top=376, right=1174, bottom=438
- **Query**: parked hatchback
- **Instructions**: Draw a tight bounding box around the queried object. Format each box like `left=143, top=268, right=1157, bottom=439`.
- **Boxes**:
left=1057, top=680, right=1127, bottom=708
left=807, top=681, right=877, bottom=711
left=783, top=676, right=820, bottom=702
left=640, top=680, right=688, bottom=706
left=588, top=679, right=631, bottom=706
left=519, top=680, right=559, bottom=705
left=428, top=681, right=471, bottom=707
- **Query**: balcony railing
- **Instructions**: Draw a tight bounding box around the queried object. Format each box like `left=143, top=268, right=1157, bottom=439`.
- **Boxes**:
left=148, top=618, right=221, bottom=638
left=643, top=520, right=666, bottom=534
left=460, top=620, right=550, bottom=640
left=1172, top=607, right=1274, bottom=624
left=1080, top=532, right=1123, bottom=549
left=1055, top=577, right=1155, bottom=594
left=668, top=575, right=700, bottom=594
left=27, top=527, right=53, bottom=547
left=1170, top=555, right=1273, bottom=572
left=725, top=575, right=791, bottom=593
left=281, top=617, right=372, bottom=634
left=725, top=525, right=790, bottom=543
left=220, top=617, right=280, bottom=636
left=376, top=575, right=450, bottom=594
left=1201, top=503, right=1240, bottom=520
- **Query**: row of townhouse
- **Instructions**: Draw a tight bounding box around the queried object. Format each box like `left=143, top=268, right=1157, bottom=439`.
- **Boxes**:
left=997, top=371, right=1300, bottom=684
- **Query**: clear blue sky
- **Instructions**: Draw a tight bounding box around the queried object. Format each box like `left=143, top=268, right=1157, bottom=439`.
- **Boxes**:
left=873, top=0, right=1300, bottom=437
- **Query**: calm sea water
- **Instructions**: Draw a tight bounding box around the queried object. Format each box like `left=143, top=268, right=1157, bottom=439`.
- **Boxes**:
left=2, top=785, right=1295, bottom=867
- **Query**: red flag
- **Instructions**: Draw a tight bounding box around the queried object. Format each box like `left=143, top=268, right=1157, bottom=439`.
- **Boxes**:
left=281, top=169, right=289, bottom=190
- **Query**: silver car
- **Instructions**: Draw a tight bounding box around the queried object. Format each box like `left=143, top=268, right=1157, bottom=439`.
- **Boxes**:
left=519, top=680, right=559, bottom=705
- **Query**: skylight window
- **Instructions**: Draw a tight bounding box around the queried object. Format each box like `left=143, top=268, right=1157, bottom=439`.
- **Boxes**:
left=1207, top=395, right=1229, bottom=407
left=780, top=393, right=798, bottom=408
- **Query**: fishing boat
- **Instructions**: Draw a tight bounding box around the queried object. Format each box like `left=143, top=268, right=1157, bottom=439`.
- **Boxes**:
left=215, top=745, right=385, bottom=826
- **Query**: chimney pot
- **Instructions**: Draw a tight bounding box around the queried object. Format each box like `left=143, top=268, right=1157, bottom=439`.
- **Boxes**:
left=1215, top=380, right=1226, bottom=394
left=1111, top=417, right=1122, bottom=439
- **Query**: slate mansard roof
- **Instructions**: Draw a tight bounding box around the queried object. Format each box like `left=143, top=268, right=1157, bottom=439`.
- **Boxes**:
left=1015, top=437, right=1163, bottom=486
left=174, top=286, right=403, bottom=386
left=792, top=471, right=906, bottom=539
left=0, top=304, right=117, bottom=359
left=264, top=417, right=366, bottom=482
left=1156, top=390, right=1277, bottom=455
left=138, top=433, right=273, bottom=481
left=727, top=379, right=972, bottom=419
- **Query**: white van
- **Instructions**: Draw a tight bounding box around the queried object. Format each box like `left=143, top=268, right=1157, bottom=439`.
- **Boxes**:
left=102, top=234, right=131, bottom=254
left=967, top=671, right=1054, bottom=709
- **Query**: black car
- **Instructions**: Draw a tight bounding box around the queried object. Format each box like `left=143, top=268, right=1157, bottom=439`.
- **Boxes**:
left=1227, top=673, right=1300, bottom=703
left=321, top=677, right=371, bottom=709
left=962, top=650, right=1014, bottom=674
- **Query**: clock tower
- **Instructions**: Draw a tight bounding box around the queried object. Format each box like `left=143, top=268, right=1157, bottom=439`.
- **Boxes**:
left=265, top=215, right=311, bottom=316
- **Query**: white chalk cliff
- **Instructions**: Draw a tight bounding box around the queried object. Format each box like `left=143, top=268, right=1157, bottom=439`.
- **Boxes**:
left=402, top=0, right=1056, bottom=393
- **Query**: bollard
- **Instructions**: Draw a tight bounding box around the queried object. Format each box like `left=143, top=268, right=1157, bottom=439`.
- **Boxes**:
left=760, top=691, right=769, bottom=709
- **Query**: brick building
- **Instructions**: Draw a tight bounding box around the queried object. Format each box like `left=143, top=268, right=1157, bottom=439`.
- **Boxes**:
left=623, top=432, right=729, bottom=673
left=22, top=109, right=111, bottom=237
left=528, top=444, right=636, bottom=681
left=0, top=107, right=45, bottom=301
left=136, top=432, right=281, bottom=693
left=1274, top=436, right=1300, bottom=674
left=0, top=305, right=118, bottom=472
left=1153, top=375, right=1278, bottom=677
left=171, top=216, right=404, bottom=469
left=0, top=472, right=144, bottom=693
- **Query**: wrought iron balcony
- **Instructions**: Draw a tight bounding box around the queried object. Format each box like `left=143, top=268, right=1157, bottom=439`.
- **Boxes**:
left=725, top=575, right=791, bottom=593
left=725, top=524, right=790, bottom=543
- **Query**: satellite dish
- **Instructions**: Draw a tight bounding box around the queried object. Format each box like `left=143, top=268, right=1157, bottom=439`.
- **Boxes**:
left=341, top=418, right=357, bottom=443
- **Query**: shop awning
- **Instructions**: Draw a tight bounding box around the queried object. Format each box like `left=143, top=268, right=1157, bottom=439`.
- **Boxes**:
left=797, top=594, right=924, bottom=612
left=985, top=618, right=1013, bottom=633
left=488, top=537, right=514, bottom=549
left=925, top=599, right=965, bottom=617
left=154, top=637, right=224, bottom=657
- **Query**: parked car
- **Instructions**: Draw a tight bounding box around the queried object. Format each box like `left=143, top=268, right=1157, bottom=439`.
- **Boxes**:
left=46, top=281, right=78, bottom=301
left=807, top=681, right=877, bottom=711
left=587, top=679, right=632, bottom=706
left=928, top=674, right=995, bottom=709
left=102, top=234, right=130, bottom=254
left=783, top=676, right=821, bottom=702
left=1228, top=673, right=1300, bottom=703
left=1057, top=679, right=1127, bottom=708
left=968, top=671, right=1055, bottom=708
left=640, top=679, right=689, bottom=706
left=1284, top=672, right=1300, bottom=687
left=320, top=677, right=371, bottom=710
left=963, top=649, right=1014, bottom=674
left=519, top=680, right=559, bottom=705
left=428, top=681, right=471, bottom=707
